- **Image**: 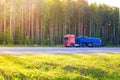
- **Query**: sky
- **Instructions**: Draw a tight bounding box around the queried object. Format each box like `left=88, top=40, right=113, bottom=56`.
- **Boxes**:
left=88, top=0, right=120, bottom=8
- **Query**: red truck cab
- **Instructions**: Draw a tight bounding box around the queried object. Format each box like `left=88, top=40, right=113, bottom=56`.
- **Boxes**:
left=64, top=34, right=75, bottom=47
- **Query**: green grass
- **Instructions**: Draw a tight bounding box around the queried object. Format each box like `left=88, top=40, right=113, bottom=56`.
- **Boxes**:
left=0, top=53, right=120, bottom=80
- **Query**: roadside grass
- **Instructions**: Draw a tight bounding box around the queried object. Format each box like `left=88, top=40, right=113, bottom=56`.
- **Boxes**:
left=0, top=53, right=120, bottom=80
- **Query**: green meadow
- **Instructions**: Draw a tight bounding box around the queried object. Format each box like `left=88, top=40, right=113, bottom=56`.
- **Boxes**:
left=0, top=53, right=120, bottom=80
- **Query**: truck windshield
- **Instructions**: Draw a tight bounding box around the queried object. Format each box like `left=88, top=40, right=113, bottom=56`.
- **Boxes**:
left=64, top=37, right=68, bottom=41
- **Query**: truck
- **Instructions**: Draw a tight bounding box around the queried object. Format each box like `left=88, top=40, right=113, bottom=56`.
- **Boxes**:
left=64, top=34, right=103, bottom=47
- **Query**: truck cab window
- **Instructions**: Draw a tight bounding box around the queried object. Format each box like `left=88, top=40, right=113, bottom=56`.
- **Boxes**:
left=64, top=38, right=68, bottom=41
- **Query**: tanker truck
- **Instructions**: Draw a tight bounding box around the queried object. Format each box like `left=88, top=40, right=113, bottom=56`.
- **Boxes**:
left=64, top=34, right=103, bottom=47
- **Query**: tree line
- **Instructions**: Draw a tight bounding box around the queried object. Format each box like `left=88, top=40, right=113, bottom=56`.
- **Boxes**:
left=0, top=0, right=119, bottom=46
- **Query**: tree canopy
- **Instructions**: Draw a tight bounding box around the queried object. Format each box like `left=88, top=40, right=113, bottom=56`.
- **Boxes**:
left=0, top=0, right=119, bottom=46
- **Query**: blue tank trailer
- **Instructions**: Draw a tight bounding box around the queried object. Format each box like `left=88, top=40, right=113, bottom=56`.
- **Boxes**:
left=75, top=36, right=103, bottom=47
left=64, top=34, right=103, bottom=47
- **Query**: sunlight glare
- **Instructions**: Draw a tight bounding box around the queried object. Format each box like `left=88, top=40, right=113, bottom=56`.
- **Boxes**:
left=88, top=0, right=120, bottom=8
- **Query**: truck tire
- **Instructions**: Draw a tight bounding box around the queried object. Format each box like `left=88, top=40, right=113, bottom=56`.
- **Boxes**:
left=80, top=43, right=86, bottom=47
left=70, top=44, right=74, bottom=47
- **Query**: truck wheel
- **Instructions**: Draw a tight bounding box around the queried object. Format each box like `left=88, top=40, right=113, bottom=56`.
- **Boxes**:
left=79, top=43, right=82, bottom=47
left=70, top=44, right=74, bottom=47
left=92, top=44, right=95, bottom=47
left=81, top=43, right=86, bottom=47
left=94, top=44, right=97, bottom=47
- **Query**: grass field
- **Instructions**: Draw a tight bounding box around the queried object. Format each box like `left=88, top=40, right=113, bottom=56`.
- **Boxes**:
left=0, top=53, right=120, bottom=80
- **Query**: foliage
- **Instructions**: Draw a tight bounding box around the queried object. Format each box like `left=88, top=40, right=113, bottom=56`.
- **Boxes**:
left=0, top=0, right=119, bottom=46
left=6, top=27, right=11, bottom=44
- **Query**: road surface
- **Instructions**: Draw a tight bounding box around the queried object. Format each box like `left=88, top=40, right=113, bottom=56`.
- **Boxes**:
left=0, top=47, right=120, bottom=54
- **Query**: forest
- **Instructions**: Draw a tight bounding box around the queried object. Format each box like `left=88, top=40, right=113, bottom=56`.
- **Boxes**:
left=0, top=0, right=119, bottom=46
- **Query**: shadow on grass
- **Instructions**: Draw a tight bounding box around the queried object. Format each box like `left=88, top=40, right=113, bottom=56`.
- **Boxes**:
left=0, top=68, right=29, bottom=80
left=63, top=65, right=120, bottom=80
left=80, top=67, right=120, bottom=80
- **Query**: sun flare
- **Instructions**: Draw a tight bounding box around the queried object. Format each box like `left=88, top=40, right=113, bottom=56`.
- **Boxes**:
left=88, top=0, right=120, bottom=8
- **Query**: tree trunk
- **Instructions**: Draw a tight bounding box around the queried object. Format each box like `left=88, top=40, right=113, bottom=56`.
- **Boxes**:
left=31, top=4, right=34, bottom=44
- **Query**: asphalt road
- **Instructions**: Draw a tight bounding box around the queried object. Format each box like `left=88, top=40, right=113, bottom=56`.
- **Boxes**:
left=0, top=47, right=120, bottom=54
